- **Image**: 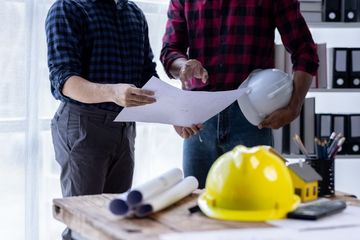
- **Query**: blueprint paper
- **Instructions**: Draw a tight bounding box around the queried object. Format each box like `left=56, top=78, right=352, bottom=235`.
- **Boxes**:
left=268, top=205, right=360, bottom=230
left=127, top=168, right=183, bottom=206
left=135, top=176, right=199, bottom=217
left=114, top=77, right=246, bottom=127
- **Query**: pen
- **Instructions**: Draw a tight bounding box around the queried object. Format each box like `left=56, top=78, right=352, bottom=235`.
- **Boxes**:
left=198, top=132, right=203, bottom=143
left=327, top=132, right=343, bottom=154
left=314, top=137, right=322, bottom=159
left=328, top=137, right=345, bottom=159
left=327, top=131, right=336, bottom=148
left=293, top=134, right=309, bottom=158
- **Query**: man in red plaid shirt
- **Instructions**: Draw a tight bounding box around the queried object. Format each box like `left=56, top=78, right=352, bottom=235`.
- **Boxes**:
left=160, top=0, right=319, bottom=188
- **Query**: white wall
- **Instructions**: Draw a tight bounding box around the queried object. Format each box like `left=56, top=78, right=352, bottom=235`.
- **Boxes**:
left=336, top=159, right=360, bottom=198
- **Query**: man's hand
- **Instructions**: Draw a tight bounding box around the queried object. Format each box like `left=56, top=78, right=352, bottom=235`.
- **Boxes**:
left=179, top=59, right=208, bottom=89
left=173, top=124, right=203, bottom=138
left=62, top=76, right=156, bottom=107
left=111, top=84, right=156, bottom=107
left=258, top=70, right=313, bottom=129
left=258, top=105, right=299, bottom=129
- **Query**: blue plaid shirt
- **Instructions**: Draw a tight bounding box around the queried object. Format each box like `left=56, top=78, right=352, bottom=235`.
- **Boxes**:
left=45, top=0, right=157, bottom=112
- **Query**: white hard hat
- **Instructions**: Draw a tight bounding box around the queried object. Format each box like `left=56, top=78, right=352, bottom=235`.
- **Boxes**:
left=237, top=69, right=293, bottom=126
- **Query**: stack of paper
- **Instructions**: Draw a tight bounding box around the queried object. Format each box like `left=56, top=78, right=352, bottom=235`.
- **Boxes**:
left=108, top=168, right=198, bottom=217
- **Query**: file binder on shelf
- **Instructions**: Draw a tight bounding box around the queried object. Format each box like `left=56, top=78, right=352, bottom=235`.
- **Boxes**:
left=290, top=115, right=301, bottom=154
left=332, top=114, right=348, bottom=154
left=347, top=115, right=360, bottom=154
left=282, top=124, right=291, bottom=155
left=323, top=0, right=342, bottom=22
left=272, top=127, right=283, bottom=154
left=302, top=98, right=316, bottom=154
left=349, top=48, right=360, bottom=88
left=316, top=114, right=332, bottom=140
left=332, top=48, right=349, bottom=88
left=342, top=0, right=359, bottom=22
left=317, top=43, right=328, bottom=89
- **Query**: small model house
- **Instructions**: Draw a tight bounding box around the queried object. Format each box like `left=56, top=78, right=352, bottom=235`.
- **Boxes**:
left=288, top=163, right=322, bottom=202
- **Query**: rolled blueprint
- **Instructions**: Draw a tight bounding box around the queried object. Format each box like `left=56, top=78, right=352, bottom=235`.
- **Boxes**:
left=135, top=176, right=199, bottom=217
left=127, top=168, right=183, bottom=207
left=108, top=192, right=129, bottom=215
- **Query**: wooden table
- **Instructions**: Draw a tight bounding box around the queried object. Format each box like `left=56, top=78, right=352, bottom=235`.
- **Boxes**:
left=53, top=190, right=359, bottom=240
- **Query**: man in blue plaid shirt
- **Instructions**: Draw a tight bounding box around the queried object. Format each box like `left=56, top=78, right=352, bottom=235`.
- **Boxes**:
left=46, top=0, right=157, bottom=238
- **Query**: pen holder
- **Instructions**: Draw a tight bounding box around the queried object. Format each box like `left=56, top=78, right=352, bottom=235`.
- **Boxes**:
left=305, top=157, right=335, bottom=197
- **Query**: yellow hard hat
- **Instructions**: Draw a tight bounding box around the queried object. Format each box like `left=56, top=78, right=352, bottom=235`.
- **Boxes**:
left=198, top=145, right=300, bottom=221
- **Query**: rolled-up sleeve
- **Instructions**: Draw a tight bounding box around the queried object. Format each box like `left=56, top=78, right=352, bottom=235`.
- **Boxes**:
left=160, top=0, right=189, bottom=78
left=141, top=17, right=158, bottom=86
left=45, top=0, right=85, bottom=100
left=274, top=0, right=319, bottom=75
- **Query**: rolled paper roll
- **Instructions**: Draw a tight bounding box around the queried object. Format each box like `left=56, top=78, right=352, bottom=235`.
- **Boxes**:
left=127, top=168, right=183, bottom=207
left=135, top=176, right=199, bottom=217
left=108, top=192, right=129, bottom=215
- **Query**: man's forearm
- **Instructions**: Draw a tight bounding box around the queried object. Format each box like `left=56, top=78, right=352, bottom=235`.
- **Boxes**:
left=288, top=70, right=313, bottom=115
left=62, top=76, right=114, bottom=104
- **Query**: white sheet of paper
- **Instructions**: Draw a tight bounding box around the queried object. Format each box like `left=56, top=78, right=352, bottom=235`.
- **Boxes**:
left=114, top=77, right=246, bottom=127
left=160, top=228, right=294, bottom=240
left=160, top=227, right=360, bottom=240
left=268, top=205, right=360, bottom=231
left=298, top=226, right=360, bottom=240
left=160, top=205, right=360, bottom=240
left=160, top=228, right=295, bottom=240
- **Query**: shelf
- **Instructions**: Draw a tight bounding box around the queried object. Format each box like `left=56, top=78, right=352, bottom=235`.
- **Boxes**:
left=309, top=89, right=360, bottom=93
left=284, top=154, right=360, bottom=159
left=308, top=22, right=360, bottom=28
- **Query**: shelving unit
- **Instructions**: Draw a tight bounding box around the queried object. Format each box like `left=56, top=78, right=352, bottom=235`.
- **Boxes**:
left=309, top=88, right=360, bottom=93
left=274, top=22, right=360, bottom=152
left=306, top=20, right=360, bottom=197
left=307, top=22, right=360, bottom=28
left=306, top=18, right=360, bottom=116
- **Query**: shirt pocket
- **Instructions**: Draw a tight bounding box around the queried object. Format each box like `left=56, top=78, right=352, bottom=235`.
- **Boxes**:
left=67, top=112, right=82, bottom=152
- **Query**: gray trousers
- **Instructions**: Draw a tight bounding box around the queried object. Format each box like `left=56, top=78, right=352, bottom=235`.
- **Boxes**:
left=51, top=102, right=135, bottom=239
left=51, top=102, right=135, bottom=196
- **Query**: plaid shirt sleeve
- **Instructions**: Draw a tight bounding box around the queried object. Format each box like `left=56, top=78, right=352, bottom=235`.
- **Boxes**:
left=141, top=14, right=159, bottom=85
left=160, top=0, right=189, bottom=78
left=45, top=0, right=85, bottom=101
left=274, top=0, right=319, bottom=75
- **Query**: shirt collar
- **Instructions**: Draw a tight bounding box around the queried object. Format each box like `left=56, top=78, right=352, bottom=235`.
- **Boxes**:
left=117, top=0, right=128, bottom=9
left=90, top=0, right=128, bottom=9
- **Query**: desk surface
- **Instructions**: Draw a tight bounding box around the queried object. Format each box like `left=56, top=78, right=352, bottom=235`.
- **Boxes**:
left=53, top=191, right=359, bottom=240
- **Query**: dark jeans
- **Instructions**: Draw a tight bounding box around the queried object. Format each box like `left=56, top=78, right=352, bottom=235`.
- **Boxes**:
left=51, top=102, right=135, bottom=239
left=183, top=102, right=273, bottom=188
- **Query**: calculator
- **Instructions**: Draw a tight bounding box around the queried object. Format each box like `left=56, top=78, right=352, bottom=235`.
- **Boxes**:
left=287, top=200, right=347, bottom=220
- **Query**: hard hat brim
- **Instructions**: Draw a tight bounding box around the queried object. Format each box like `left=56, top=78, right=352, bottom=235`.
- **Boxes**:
left=198, top=192, right=300, bottom=221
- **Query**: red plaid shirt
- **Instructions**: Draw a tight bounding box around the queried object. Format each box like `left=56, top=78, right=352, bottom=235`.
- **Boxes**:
left=160, top=0, right=319, bottom=91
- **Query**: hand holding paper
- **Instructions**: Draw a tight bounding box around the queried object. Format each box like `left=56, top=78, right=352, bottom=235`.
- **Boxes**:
left=115, top=77, right=246, bottom=127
